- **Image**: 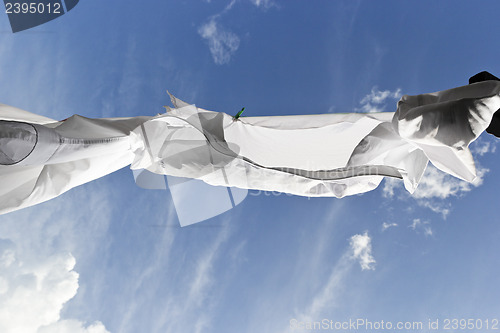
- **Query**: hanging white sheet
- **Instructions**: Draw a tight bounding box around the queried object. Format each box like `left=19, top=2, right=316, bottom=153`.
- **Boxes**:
left=0, top=81, right=499, bottom=217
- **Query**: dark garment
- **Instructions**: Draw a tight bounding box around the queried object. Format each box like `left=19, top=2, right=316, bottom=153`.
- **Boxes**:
left=469, top=71, right=500, bottom=137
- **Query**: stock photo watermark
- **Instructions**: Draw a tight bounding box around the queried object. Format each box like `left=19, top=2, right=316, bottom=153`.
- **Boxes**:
left=249, top=190, right=293, bottom=197
left=289, top=318, right=499, bottom=331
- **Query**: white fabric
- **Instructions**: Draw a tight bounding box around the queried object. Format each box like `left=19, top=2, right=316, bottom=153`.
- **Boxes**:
left=0, top=81, right=499, bottom=215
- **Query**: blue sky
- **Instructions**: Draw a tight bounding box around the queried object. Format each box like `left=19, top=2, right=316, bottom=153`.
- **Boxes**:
left=1, top=1, right=500, bottom=332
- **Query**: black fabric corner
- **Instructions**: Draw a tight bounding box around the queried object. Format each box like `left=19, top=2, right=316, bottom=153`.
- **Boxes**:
left=4, top=0, right=79, bottom=33
left=468, top=71, right=500, bottom=138
left=469, top=71, right=500, bottom=84
left=64, top=0, right=79, bottom=12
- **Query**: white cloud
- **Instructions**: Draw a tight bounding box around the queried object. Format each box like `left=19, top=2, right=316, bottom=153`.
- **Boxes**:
left=0, top=182, right=114, bottom=333
left=409, top=218, right=433, bottom=237
left=0, top=243, right=108, bottom=333
left=357, top=87, right=402, bottom=113
left=198, top=18, right=240, bottom=65
left=382, top=222, right=398, bottom=231
left=349, top=232, right=376, bottom=270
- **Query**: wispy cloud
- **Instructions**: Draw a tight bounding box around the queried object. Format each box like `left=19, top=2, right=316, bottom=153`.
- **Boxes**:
left=116, top=202, right=178, bottom=333
left=356, top=87, right=402, bottom=113
left=249, top=0, right=276, bottom=9
left=382, top=178, right=399, bottom=199
left=198, top=18, right=240, bottom=65
left=299, top=254, right=352, bottom=323
left=198, top=0, right=240, bottom=65
left=382, top=222, right=398, bottom=231
left=383, top=162, right=489, bottom=218
left=149, top=224, right=231, bottom=333
left=470, top=137, right=497, bottom=156
left=280, top=203, right=349, bottom=328
left=38, top=319, right=109, bottom=333
left=417, top=200, right=450, bottom=218
left=236, top=201, right=381, bottom=333
left=409, top=218, right=433, bottom=237
left=349, top=232, right=376, bottom=270
left=290, top=230, right=376, bottom=332
left=187, top=227, right=229, bottom=308
left=382, top=126, right=496, bottom=219
left=198, top=0, right=278, bottom=64
left=412, top=165, right=481, bottom=200
left=413, top=164, right=487, bottom=218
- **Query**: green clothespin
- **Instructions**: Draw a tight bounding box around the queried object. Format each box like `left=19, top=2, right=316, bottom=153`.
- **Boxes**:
left=233, top=107, right=245, bottom=120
